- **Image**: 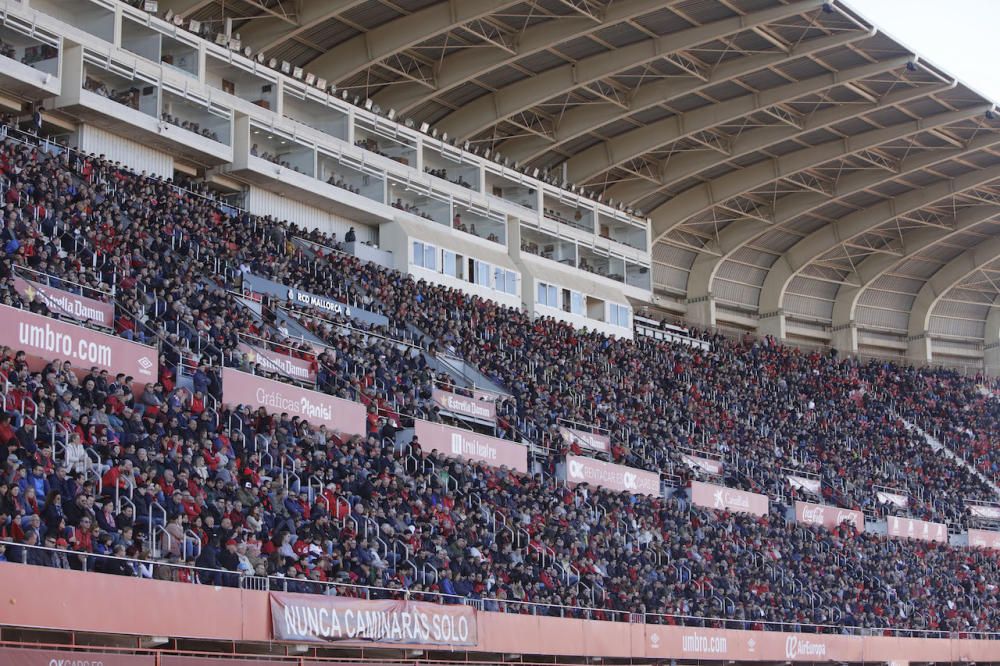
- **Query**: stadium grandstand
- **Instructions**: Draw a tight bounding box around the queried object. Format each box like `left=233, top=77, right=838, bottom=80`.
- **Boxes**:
left=1, top=0, right=1000, bottom=664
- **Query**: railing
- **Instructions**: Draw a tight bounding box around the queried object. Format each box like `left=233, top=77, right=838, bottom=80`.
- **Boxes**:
left=1, top=540, right=996, bottom=638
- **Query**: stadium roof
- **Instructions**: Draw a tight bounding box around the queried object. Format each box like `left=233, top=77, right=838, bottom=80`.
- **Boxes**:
left=163, top=0, right=1000, bottom=347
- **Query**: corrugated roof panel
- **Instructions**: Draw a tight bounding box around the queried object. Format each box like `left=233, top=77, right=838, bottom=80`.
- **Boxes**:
left=341, top=2, right=404, bottom=30
left=784, top=292, right=834, bottom=320
left=730, top=245, right=778, bottom=268
left=514, top=50, right=567, bottom=74
left=929, top=314, right=987, bottom=339
left=856, top=304, right=909, bottom=331
left=788, top=275, right=839, bottom=300
left=652, top=263, right=689, bottom=292
left=713, top=278, right=760, bottom=307
left=715, top=259, right=767, bottom=286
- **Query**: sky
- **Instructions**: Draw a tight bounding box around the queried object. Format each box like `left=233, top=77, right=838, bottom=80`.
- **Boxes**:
left=844, top=0, right=1000, bottom=104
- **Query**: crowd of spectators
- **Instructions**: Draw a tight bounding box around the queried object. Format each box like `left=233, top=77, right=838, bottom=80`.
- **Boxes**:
left=879, top=366, right=1000, bottom=488
left=160, top=113, right=222, bottom=143
left=0, top=125, right=999, bottom=634
left=325, top=173, right=361, bottom=196
left=391, top=197, right=434, bottom=222
left=425, top=167, right=474, bottom=190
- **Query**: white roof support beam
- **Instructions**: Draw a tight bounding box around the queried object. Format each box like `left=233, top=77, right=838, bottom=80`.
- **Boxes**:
left=830, top=204, right=1000, bottom=329
left=500, top=30, right=869, bottom=163
left=906, top=235, right=1000, bottom=338
left=606, top=77, right=946, bottom=205
left=435, top=0, right=828, bottom=141
left=684, top=127, right=1000, bottom=303
left=647, top=104, right=989, bottom=243
left=306, top=0, right=522, bottom=84
left=758, top=163, right=1000, bottom=315
left=372, top=0, right=671, bottom=114
left=562, top=56, right=908, bottom=184
left=240, top=0, right=370, bottom=55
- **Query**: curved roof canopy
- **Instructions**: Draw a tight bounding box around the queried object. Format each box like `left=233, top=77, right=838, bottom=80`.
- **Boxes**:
left=166, top=0, right=1000, bottom=357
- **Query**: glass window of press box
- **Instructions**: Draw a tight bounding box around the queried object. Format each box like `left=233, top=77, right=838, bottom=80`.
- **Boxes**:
left=598, top=210, right=648, bottom=252
left=32, top=0, right=114, bottom=43
left=355, top=115, right=417, bottom=168
left=388, top=180, right=450, bottom=227
left=452, top=204, right=505, bottom=245
left=206, top=53, right=279, bottom=111
left=485, top=167, right=538, bottom=215
left=83, top=51, right=160, bottom=120
left=521, top=226, right=577, bottom=267
left=543, top=194, right=595, bottom=233
left=317, top=148, right=385, bottom=203
left=161, top=88, right=231, bottom=145
left=119, top=16, right=198, bottom=78
left=249, top=123, right=315, bottom=177
left=283, top=79, right=348, bottom=142
left=0, top=21, right=59, bottom=78
left=424, top=142, right=480, bottom=192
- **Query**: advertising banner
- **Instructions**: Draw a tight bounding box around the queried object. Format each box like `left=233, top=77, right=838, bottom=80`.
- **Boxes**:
left=237, top=341, right=317, bottom=384
left=270, top=592, right=477, bottom=646
left=564, top=454, right=661, bottom=497
left=243, top=273, right=388, bottom=327
left=432, top=388, right=497, bottom=423
left=0, top=303, right=155, bottom=381
left=559, top=425, right=611, bottom=453
left=0, top=646, right=155, bottom=666
left=787, top=475, right=822, bottom=495
left=645, top=625, right=865, bottom=662
left=14, top=276, right=115, bottom=328
left=794, top=501, right=864, bottom=532
left=968, top=529, right=1000, bottom=550
left=221, top=367, right=364, bottom=435
left=414, top=419, right=527, bottom=473
left=162, top=654, right=292, bottom=666
left=681, top=453, right=724, bottom=475
left=968, top=504, right=1000, bottom=520
left=691, top=481, right=769, bottom=516
left=876, top=491, right=909, bottom=508
left=887, top=515, right=947, bottom=543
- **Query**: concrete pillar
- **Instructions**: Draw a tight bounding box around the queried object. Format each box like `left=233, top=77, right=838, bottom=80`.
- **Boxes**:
left=756, top=309, right=786, bottom=340
left=906, top=333, right=932, bottom=365
left=684, top=295, right=716, bottom=328
left=830, top=321, right=859, bottom=355
left=985, top=343, right=1000, bottom=376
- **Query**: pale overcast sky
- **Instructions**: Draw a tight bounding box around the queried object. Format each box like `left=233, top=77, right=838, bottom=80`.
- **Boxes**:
left=844, top=0, right=1000, bottom=104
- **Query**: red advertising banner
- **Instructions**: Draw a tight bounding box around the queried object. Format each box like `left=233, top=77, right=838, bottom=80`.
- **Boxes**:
left=0, top=303, right=156, bottom=382
left=161, top=659, right=293, bottom=666
left=795, top=500, right=865, bottom=532
left=887, top=515, right=947, bottom=543
left=691, top=481, right=769, bottom=516
left=14, top=276, right=115, bottom=328
left=237, top=341, right=317, bottom=384
left=414, top=419, right=527, bottom=473
left=559, top=425, right=610, bottom=453
left=645, top=625, right=865, bottom=662
left=270, top=592, right=477, bottom=645
left=565, top=454, right=661, bottom=496
left=221, top=367, right=365, bottom=435
left=432, top=388, right=497, bottom=422
left=968, top=528, right=1000, bottom=550
left=0, top=646, right=155, bottom=666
